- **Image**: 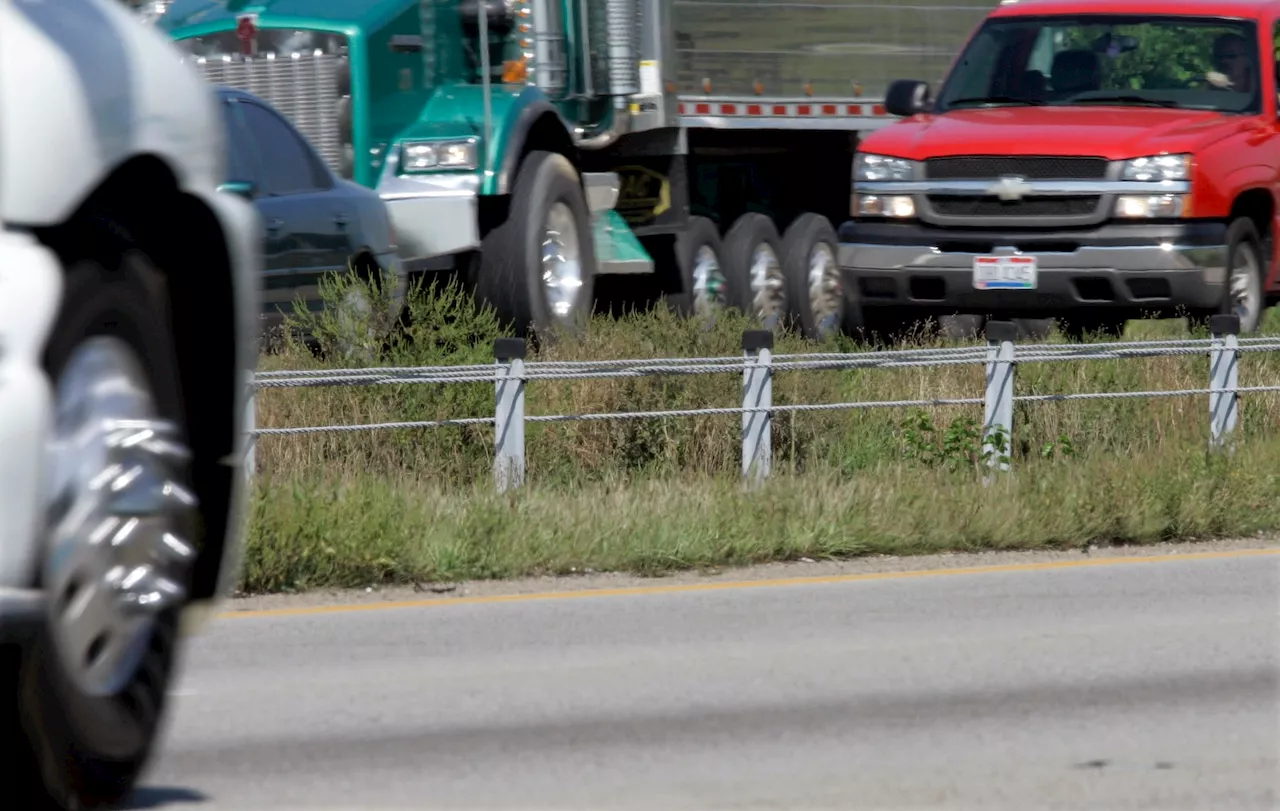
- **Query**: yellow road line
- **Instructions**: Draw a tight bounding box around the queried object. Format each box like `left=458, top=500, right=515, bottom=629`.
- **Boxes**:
left=217, top=546, right=1280, bottom=620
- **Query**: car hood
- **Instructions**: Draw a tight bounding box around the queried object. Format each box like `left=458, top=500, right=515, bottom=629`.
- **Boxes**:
left=859, top=106, right=1255, bottom=161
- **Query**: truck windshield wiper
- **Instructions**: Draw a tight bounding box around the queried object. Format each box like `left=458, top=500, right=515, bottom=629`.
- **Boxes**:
left=946, top=96, right=1046, bottom=107
left=1063, top=95, right=1180, bottom=108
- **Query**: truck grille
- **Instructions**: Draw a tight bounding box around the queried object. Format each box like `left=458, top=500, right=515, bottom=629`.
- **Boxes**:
left=925, top=156, right=1109, bottom=180
left=928, top=195, right=1100, bottom=217
left=187, top=51, right=346, bottom=176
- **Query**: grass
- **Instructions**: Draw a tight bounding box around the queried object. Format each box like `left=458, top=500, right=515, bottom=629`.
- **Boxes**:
left=239, top=271, right=1280, bottom=594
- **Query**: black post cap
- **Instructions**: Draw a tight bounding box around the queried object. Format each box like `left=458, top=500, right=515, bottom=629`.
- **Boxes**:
left=494, top=337, right=526, bottom=360
left=742, top=329, right=774, bottom=352
left=1210, top=314, right=1240, bottom=336
left=984, top=320, right=1018, bottom=343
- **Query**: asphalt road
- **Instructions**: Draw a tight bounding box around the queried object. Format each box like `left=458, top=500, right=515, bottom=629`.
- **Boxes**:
left=133, top=550, right=1280, bottom=810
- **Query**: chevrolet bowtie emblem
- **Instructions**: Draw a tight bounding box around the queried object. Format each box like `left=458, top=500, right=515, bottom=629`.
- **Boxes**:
left=988, top=175, right=1033, bottom=201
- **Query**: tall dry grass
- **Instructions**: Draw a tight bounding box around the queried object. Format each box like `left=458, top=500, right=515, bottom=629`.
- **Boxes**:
left=237, top=271, right=1280, bottom=593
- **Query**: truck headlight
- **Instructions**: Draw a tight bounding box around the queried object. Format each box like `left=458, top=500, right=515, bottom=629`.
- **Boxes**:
left=1120, top=154, right=1190, bottom=182
left=853, top=194, right=916, bottom=218
left=854, top=153, right=917, bottom=182
left=1114, top=194, right=1185, bottom=218
left=400, top=138, right=479, bottom=172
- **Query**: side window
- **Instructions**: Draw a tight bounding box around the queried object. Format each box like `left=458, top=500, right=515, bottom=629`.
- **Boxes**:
left=233, top=101, right=331, bottom=196
left=222, top=101, right=259, bottom=187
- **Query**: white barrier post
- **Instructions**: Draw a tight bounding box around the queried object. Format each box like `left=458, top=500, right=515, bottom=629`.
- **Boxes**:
left=983, top=320, right=1016, bottom=475
left=244, top=370, right=257, bottom=488
left=494, top=337, right=527, bottom=492
left=742, top=329, right=773, bottom=485
left=1209, top=313, right=1240, bottom=452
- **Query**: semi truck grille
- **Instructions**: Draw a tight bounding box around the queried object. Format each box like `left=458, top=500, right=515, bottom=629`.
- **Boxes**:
left=928, top=195, right=1100, bottom=217
left=925, top=156, right=1109, bottom=180
left=189, top=52, right=346, bottom=175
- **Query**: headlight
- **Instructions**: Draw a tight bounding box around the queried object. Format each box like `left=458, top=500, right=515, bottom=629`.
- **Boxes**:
left=400, top=138, right=479, bottom=172
left=854, top=153, right=917, bottom=183
left=1121, top=154, right=1190, bottom=182
left=1114, top=194, right=1185, bottom=218
left=853, top=194, right=916, bottom=218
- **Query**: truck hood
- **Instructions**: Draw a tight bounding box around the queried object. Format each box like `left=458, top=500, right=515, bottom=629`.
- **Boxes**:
left=859, top=107, right=1254, bottom=161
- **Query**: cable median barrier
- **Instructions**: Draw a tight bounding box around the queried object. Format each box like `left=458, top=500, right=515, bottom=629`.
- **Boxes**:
left=244, top=314, right=1280, bottom=492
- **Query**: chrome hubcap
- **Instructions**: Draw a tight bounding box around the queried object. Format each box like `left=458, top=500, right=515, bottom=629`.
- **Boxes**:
left=749, top=242, right=786, bottom=328
left=1228, top=245, right=1262, bottom=332
left=43, top=336, right=197, bottom=697
left=692, top=244, right=727, bottom=316
left=541, top=202, right=584, bottom=322
left=807, top=241, right=843, bottom=337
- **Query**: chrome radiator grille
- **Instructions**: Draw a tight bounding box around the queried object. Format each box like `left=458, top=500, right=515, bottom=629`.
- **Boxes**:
left=193, top=53, right=345, bottom=175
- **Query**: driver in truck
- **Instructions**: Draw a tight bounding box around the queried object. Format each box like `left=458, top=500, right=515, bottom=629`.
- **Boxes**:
left=1212, top=33, right=1257, bottom=93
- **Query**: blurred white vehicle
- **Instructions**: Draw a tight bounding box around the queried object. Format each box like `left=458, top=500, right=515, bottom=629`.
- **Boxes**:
left=0, top=0, right=259, bottom=807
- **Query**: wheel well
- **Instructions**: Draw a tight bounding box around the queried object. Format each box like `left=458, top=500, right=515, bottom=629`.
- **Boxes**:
left=34, top=155, right=242, bottom=603
left=1230, top=188, right=1274, bottom=244
left=480, top=111, right=577, bottom=237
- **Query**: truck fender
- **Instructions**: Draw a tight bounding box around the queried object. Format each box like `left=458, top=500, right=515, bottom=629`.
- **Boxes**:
left=493, top=98, right=575, bottom=196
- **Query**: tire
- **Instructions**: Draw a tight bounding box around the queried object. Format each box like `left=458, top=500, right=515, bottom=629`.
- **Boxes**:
left=781, top=213, right=844, bottom=341
left=1189, top=217, right=1266, bottom=335
left=722, top=212, right=787, bottom=330
left=666, top=215, right=730, bottom=319
left=9, top=249, right=199, bottom=810
left=475, top=150, right=597, bottom=339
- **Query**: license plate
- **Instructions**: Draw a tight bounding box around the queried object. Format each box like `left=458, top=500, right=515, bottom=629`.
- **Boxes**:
left=973, top=255, right=1037, bottom=290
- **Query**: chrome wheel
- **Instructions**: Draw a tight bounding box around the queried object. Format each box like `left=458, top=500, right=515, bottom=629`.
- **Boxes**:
left=749, top=242, right=786, bottom=327
left=807, top=241, right=843, bottom=337
left=42, top=336, right=197, bottom=698
left=541, top=201, right=585, bottom=321
left=692, top=244, right=728, bottom=316
left=1228, top=242, right=1263, bottom=333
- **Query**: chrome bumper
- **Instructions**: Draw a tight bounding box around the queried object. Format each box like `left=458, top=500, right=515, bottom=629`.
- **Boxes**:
left=378, top=170, right=481, bottom=262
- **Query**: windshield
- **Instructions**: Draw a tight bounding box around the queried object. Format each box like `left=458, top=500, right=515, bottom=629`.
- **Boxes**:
left=932, top=15, right=1262, bottom=114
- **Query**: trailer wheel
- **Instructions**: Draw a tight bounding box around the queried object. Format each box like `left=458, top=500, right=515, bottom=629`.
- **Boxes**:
left=9, top=249, right=197, bottom=810
left=723, top=212, right=787, bottom=329
left=475, top=150, right=597, bottom=338
left=666, top=215, right=729, bottom=318
left=781, top=213, right=843, bottom=341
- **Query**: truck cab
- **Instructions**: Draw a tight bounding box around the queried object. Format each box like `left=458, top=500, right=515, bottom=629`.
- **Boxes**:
left=841, top=0, right=1280, bottom=340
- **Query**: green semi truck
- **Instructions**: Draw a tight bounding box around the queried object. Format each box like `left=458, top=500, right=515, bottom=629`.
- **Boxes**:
left=155, top=0, right=994, bottom=339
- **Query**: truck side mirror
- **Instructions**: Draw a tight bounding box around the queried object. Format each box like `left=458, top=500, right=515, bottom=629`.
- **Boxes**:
left=885, top=80, right=933, bottom=117
left=218, top=180, right=257, bottom=199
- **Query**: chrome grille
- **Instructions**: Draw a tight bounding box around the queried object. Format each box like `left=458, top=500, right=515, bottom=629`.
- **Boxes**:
left=925, top=156, right=1109, bottom=180
left=191, top=53, right=345, bottom=174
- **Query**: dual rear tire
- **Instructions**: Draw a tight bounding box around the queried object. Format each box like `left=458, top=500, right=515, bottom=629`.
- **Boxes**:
left=661, top=211, right=847, bottom=342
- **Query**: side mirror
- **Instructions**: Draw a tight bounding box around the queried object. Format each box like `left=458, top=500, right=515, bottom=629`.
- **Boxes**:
left=885, top=79, right=933, bottom=117
left=218, top=180, right=256, bottom=199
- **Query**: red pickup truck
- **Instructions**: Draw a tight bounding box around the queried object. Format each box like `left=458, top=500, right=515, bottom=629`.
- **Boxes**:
left=839, top=0, right=1280, bottom=341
